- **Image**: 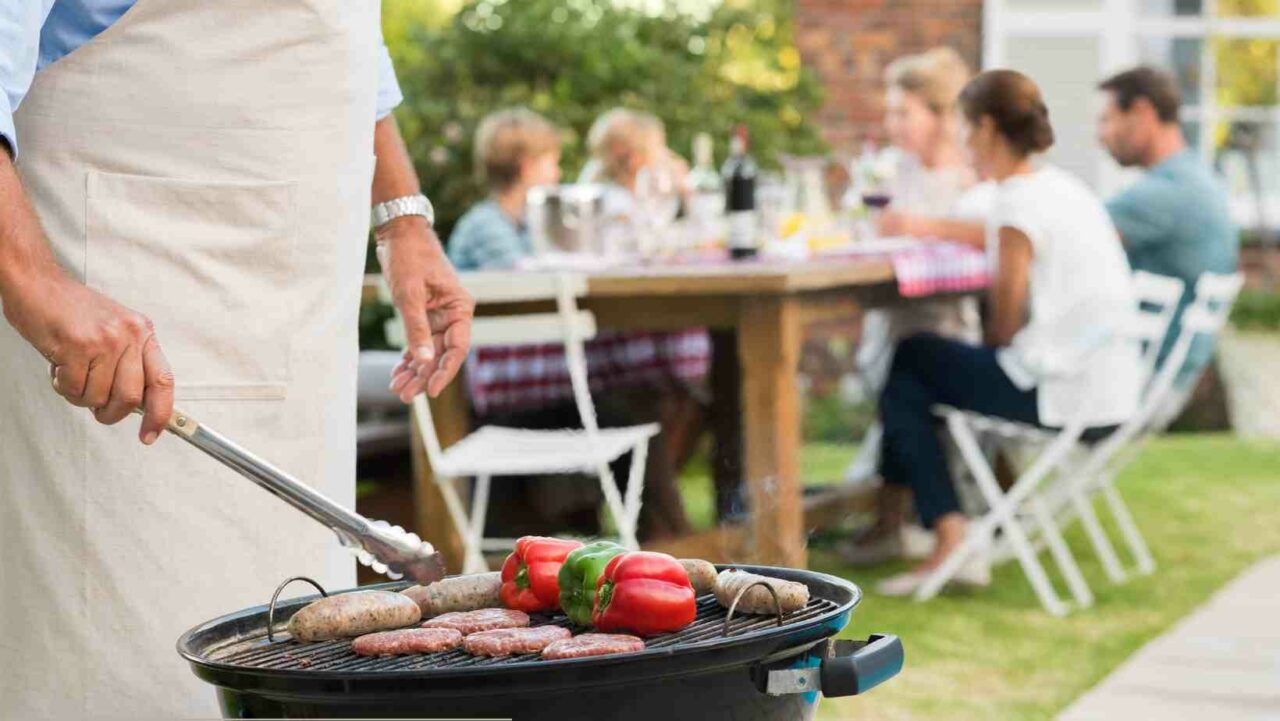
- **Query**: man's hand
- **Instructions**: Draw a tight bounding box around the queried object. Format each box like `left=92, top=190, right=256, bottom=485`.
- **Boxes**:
left=0, top=151, right=174, bottom=444
left=377, top=216, right=473, bottom=402
left=2, top=270, right=175, bottom=443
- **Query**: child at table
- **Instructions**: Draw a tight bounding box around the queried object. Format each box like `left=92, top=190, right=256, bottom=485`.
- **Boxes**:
left=449, top=108, right=562, bottom=271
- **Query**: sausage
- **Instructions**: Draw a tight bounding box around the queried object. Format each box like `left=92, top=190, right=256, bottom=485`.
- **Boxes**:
left=678, top=559, right=717, bottom=595
left=713, top=570, right=809, bottom=615
left=421, top=608, right=530, bottom=635
left=463, top=626, right=572, bottom=657
left=351, top=628, right=463, bottom=656
left=401, top=572, right=502, bottom=618
left=542, top=633, right=645, bottom=660
left=286, top=590, right=422, bottom=642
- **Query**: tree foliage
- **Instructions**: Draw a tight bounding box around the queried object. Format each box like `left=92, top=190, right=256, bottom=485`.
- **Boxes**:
left=385, top=0, right=826, bottom=237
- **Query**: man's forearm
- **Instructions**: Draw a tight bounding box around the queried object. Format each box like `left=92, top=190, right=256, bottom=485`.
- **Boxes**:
left=371, top=115, right=445, bottom=253
left=0, top=153, right=61, bottom=305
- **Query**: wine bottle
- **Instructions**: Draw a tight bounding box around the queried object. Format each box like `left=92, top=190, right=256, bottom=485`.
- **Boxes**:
left=687, top=133, right=724, bottom=246
left=722, top=125, right=758, bottom=260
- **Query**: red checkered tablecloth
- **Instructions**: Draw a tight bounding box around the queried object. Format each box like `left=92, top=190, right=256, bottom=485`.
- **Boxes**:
left=888, top=241, right=990, bottom=298
left=467, top=329, right=711, bottom=417
left=466, top=242, right=987, bottom=416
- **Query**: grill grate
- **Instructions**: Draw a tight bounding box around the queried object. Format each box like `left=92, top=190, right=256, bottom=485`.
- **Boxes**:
left=209, top=594, right=841, bottom=673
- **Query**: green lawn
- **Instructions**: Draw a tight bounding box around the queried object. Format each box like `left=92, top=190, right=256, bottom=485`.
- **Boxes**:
left=681, top=435, right=1280, bottom=721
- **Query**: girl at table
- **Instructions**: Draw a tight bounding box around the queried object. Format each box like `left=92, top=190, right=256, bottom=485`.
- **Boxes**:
left=448, top=107, right=698, bottom=540
left=841, top=48, right=992, bottom=564
left=875, top=70, right=1142, bottom=595
left=580, top=107, right=690, bottom=223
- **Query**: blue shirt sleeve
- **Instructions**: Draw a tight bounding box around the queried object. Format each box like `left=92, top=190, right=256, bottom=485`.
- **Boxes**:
left=375, top=29, right=403, bottom=120
left=0, top=2, right=54, bottom=156
left=1106, top=176, right=1179, bottom=253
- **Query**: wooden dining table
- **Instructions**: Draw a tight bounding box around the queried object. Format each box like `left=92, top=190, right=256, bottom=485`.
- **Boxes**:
left=388, top=253, right=962, bottom=573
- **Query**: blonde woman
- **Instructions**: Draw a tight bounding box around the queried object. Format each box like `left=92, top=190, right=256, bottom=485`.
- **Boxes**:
left=842, top=48, right=991, bottom=565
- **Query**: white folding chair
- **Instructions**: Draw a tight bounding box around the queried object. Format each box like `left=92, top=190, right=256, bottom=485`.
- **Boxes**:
left=925, top=272, right=1242, bottom=616
left=919, top=279, right=1178, bottom=616
left=1047, top=271, right=1244, bottom=583
left=380, top=270, right=659, bottom=574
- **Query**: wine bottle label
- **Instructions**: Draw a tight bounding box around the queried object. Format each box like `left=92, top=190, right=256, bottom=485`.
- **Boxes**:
left=727, top=210, right=757, bottom=250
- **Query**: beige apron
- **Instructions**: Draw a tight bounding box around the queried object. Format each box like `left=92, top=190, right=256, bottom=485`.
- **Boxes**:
left=0, top=1, right=378, bottom=717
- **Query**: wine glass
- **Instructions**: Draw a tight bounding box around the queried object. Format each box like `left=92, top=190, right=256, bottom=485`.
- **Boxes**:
left=634, top=163, right=682, bottom=258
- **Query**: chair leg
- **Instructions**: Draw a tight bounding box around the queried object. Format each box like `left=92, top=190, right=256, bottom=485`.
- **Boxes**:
left=596, top=462, right=638, bottom=550
left=464, top=475, right=492, bottom=574
left=621, top=441, right=649, bottom=546
left=436, top=476, right=485, bottom=574
left=1027, top=497, right=1094, bottom=608
left=1068, top=484, right=1128, bottom=584
left=1099, top=478, right=1156, bottom=575
left=917, top=414, right=1069, bottom=616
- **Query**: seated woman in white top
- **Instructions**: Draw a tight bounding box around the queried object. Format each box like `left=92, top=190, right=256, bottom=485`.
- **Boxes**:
left=876, top=70, right=1142, bottom=596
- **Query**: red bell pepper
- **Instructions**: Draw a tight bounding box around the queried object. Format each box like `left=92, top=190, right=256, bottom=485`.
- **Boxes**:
left=500, top=536, right=584, bottom=613
left=592, top=551, right=696, bottom=637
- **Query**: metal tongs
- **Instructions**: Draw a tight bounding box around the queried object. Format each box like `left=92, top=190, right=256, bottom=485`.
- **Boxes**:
left=137, top=406, right=447, bottom=585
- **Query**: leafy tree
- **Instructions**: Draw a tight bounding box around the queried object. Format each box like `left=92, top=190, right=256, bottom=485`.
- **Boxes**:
left=384, top=0, right=825, bottom=238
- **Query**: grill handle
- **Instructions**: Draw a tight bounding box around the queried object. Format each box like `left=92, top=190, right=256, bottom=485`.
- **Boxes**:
left=761, top=634, right=903, bottom=698
left=820, top=634, right=904, bottom=697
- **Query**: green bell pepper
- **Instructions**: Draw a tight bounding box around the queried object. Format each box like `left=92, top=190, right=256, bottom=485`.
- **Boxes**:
left=557, top=540, right=627, bottom=626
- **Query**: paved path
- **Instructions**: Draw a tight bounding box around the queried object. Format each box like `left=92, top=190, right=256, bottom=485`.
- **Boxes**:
left=1058, top=555, right=1280, bottom=721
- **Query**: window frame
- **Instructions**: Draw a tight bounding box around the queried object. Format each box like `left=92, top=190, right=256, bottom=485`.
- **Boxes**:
left=985, top=0, right=1280, bottom=225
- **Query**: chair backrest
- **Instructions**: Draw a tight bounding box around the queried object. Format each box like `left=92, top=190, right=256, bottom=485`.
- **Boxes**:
left=1077, top=271, right=1244, bottom=475
left=376, top=268, right=604, bottom=472
left=1128, top=271, right=1186, bottom=388
left=1127, top=271, right=1243, bottom=434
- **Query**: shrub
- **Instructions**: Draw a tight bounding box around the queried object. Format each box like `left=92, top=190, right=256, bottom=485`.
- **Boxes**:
left=385, top=0, right=827, bottom=240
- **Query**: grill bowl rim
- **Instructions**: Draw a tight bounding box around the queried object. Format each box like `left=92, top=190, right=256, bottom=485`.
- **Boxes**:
left=176, top=564, right=860, bottom=684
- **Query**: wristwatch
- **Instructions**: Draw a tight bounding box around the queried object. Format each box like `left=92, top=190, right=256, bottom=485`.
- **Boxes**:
left=371, top=194, right=435, bottom=228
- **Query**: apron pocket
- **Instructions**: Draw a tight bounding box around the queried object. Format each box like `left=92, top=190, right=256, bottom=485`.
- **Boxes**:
left=85, top=170, right=298, bottom=400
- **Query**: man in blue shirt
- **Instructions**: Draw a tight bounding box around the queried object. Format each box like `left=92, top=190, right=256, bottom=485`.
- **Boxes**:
left=1096, top=66, right=1240, bottom=385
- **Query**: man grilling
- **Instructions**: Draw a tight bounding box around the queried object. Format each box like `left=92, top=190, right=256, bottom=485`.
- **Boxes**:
left=0, top=1, right=472, bottom=717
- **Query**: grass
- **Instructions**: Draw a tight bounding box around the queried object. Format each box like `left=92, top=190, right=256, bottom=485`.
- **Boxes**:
left=677, top=435, right=1280, bottom=721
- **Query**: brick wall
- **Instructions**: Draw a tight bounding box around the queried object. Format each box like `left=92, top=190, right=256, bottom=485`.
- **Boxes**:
left=795, top=0, right=985, bottom=154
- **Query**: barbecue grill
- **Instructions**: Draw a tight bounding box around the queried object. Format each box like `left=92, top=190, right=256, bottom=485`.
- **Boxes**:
left=178, top=564, right=902, bottom=720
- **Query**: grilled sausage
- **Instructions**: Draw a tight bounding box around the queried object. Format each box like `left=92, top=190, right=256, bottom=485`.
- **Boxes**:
left=678, top=559, right=717, bottom=595
left=422, top=608, right=530, bottom=635
left=351, top=628, right=463, bottom=656
left=542, top=633, right=645, bottom=660
left=463, top=626, right=572, bottom=657
left=286, top=591, right=422, bottom=642
left=713, top=570, right=809, bottom=615
left=401, top=572, right=502, bottom=618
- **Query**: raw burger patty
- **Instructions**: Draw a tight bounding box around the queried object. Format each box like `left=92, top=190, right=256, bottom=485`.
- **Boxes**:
left=542, top=633, right=645, bottom=660
left=422, top=608, right=530, bottom=635
left=351, top=628, right=463, bottom=656
left=463, top=626, right=572, bottom=657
